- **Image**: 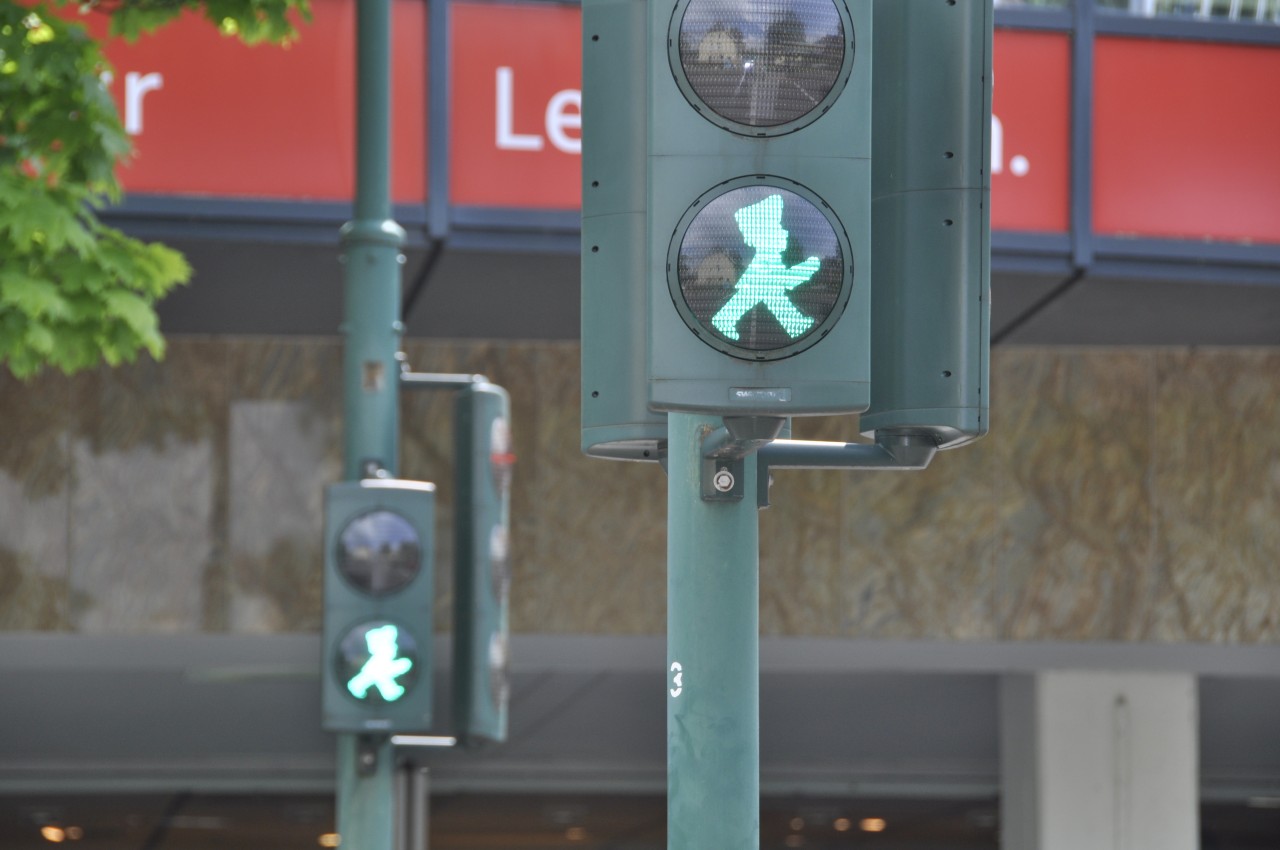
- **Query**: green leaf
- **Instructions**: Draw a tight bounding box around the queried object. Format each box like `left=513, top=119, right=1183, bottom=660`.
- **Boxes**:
left=101, top=288, right=157, bottom=335
left=24, top=320, right=54, bottom=355
left=0, top=268, right=71, bottom=318
left=1, top=0, right=307, bottom=379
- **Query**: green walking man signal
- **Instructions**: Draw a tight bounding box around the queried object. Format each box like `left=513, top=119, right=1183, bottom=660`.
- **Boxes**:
left=347, top=623, right=414, bottom=702
left=711, top=194, right=821, bottom=341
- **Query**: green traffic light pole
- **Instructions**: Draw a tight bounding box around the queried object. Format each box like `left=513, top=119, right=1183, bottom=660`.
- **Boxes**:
left=667, top=417, right=939, bottom=848
left=339, top=0, right=403, bottom=839
left=667, top=412, right=764, bottom=848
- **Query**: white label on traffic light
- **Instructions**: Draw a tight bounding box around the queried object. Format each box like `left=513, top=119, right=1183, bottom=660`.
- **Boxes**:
left=670, top=661, right=684, bottom=698
left=731, top=387, right=791, bottom=403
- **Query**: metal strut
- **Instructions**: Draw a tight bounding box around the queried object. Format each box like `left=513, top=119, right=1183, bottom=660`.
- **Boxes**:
left=699, top=420, right=940, bottom=505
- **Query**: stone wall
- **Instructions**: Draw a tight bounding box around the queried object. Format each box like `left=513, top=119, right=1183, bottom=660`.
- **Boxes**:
left=1, top=338, right=1277, bottom=643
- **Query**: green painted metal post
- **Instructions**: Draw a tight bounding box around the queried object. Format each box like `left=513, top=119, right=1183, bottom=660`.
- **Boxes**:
left=337, top=734, right=396, bottom=850
left=666, top=412, right=760, bottom=849
left=342, top=0, right=405, bottom=483
left=339, top=0, right=404, bottom=841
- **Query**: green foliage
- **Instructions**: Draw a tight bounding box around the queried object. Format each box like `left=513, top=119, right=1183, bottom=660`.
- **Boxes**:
left=0, top=0, right=308, bottom=379
left=85, top=0, right=311, bottom=44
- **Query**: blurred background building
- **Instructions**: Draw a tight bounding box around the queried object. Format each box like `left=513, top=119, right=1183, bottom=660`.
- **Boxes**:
left=1, top=0, right=1279, bottom=846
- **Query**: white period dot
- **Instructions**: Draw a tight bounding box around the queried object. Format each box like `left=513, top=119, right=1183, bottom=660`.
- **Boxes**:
left=1011, top=155, right=1030, bottom=177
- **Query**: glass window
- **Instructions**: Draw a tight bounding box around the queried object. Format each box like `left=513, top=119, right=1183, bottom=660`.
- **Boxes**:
left=1097, top=0, right=1280, bottom=25
left=993, top=0, right=1070, bottom=8
left=994, top=0, right=1279, bottom=24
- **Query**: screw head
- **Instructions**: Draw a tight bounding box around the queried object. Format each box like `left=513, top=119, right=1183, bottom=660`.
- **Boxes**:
left=712, top=468, right=735, bottom=493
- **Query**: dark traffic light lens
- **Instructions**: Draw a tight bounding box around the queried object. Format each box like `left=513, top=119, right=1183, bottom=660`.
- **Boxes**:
left=335, top=620, right=421, bottom=705
left=673, top=183, right=847, bottom=357
left=336, top=509, right=422, bottom=597
left=675, top=0, right=849, bottom=130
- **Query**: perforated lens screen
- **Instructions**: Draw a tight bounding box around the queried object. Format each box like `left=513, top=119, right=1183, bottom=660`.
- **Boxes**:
left=678, top=0, right=846, bottom=128
left=336, top=510, right=421, bottom=597
left=676, top=185, right=844, bottom=354
left=335, top=620, right=420, bottom=704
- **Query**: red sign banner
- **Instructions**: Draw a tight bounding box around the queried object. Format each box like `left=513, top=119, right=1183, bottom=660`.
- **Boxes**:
left=990, top=30, right=1071, bottom=234
left=88, top=0, right=425, bottom=202
left=450, top=2, right=582, bottom=210
left=1095, top=36, right=1280, bottom=244
left=83, top=0, right=1280, bottom=245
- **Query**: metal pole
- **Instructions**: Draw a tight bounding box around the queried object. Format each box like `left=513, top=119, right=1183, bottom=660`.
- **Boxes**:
left=339, top=0, right=404, bottom=841
left=338, top=736, right=396, bottom=850
left=410, top=766, right=430, bottom=850
left=342, top=0, right=405, bottom=482
left=667, top=412, right=760, bottom=849
left=393, top=761, right=430, bottom=850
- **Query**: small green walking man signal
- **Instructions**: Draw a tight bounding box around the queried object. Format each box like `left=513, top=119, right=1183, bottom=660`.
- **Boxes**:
left=711, top=194, right=821, bottom=341
left=347, top=623, right=414, bottom=702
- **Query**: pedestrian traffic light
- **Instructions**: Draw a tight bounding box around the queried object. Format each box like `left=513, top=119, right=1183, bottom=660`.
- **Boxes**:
left=322, top=479, right=435, bottom=733
left=646, top=0, right=872, bottom=416
left=861, top=0, right=991, bottom=448
left=453, top=383, right=514, bottom=744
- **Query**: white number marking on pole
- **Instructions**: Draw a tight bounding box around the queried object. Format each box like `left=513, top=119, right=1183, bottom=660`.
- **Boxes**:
left=670, top=661, right=684, bottom=698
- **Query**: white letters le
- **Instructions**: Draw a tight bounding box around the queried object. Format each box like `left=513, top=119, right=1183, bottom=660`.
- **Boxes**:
left=494, top=67, right=581, bottom=155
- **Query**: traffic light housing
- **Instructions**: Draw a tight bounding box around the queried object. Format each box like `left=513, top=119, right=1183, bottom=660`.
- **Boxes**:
left=647, top=0, right=872, bottom=416
left=453, top=383, right=514, bottom=744
left=322, top=479, right=436, bottom=733
left=583, top=0, right=990, bottom=440
left=581, top=0, right=668, bottom=461
left=862, top=0, right=992, bottom=448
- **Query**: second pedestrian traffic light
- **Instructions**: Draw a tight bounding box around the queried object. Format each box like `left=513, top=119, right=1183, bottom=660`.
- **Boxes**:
left=322, top=479, right=435, bottom=733
left=453, top=383, right=514, bottom=745
left=644, top=0, right=871, bottom=416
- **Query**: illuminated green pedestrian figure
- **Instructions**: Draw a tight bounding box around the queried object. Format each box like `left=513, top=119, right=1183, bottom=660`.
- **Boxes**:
left=347, top=623, right=414, bottom=702
left=712, top=194, right=821, bottom=341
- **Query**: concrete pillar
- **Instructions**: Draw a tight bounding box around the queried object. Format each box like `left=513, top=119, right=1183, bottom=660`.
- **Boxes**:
left=1000, top=671, right=1199, bottom=850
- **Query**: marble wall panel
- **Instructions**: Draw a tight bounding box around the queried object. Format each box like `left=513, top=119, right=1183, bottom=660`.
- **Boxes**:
left=66, top=341, right=228, bottom=632
left=6, top=337, right=1280, bottom=645
left=226, top=340, right=342, bottom=633
left=522, top=343, right=667, bottom=634
left=760, top=411, right=998, bottom=641
left=0, top=370, right=73, bottom=629
left=760, top=416, right=857, bottom=637
left=227, top=400, right=338, bottom=632
left=1152, top=350, right=1280, bottom=643
left=69, top=436, right=215, bottom=631
left=993, top=349, right=1159, bottom=641
left=841, top=436, right=998, bottom=640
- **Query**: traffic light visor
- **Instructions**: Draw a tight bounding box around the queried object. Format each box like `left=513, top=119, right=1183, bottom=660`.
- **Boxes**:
left=672, top=0, right=853, bottom=134
left=670, top=180, right=851, bottom=360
